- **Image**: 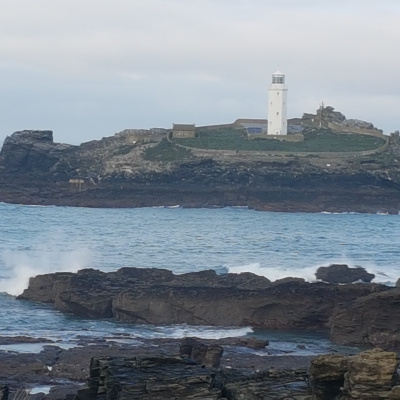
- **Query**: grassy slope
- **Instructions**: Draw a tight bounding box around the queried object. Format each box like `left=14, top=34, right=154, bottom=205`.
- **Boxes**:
left=143, top=127, right=387, bottom=162
left=173, top=127, right=386, bottom=152
left=143, top=140, right=193, bottom=162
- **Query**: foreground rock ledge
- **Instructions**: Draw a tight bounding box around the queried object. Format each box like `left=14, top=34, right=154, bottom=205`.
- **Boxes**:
left=309, top=348, right=400, bottom=400
left=18, top=267, right=400, bottom=348
left=1, top=337, right=399, bottom=399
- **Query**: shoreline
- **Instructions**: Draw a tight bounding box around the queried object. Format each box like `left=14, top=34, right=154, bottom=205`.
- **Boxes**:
left=1, top=198, right=400, bottom=215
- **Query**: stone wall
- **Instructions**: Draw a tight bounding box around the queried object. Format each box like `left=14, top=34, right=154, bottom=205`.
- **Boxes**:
left=173, top=137, right=389, bottom=160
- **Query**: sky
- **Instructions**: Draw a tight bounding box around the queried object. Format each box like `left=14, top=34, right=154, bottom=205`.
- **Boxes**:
left=0, top=0, right=399, bottom=145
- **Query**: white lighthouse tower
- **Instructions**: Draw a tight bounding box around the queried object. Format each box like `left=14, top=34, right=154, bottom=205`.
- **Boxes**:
left=267, top=70, right=288, bottom=135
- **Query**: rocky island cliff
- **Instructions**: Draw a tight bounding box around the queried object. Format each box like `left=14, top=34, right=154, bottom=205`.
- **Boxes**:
left=0, top=107, right=399, bottom=212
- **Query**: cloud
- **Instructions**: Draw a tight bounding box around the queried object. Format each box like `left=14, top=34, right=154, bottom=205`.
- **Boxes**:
left=0, top=0, right=399, bottom=144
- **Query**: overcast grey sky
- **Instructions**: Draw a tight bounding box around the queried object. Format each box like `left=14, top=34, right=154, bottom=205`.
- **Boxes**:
left=0, top=0, right=399, bottom=144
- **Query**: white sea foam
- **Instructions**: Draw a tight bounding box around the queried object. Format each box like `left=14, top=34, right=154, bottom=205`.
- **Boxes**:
left=0, top=342, right=76, bottom=354
left=30, top=386, right=52, bottom=395
left=226, top=260, right=397, bottom=285
left=0, top=247, right=93, bottom=296
left=227, top=262, right=318, bottom=282
left=134, top=325, right=253, bottom=340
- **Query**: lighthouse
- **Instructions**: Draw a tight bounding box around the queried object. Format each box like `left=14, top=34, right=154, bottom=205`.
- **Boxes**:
left=267, top=70, right=288, bottom=135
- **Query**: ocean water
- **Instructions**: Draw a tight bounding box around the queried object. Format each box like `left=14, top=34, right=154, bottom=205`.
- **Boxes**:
left=0, top=202, right=399, bottom=355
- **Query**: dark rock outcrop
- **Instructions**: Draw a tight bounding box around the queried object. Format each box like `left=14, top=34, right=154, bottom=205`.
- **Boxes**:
left=179, top=338, right=223, bottom=368
left=78, top=355, right=224, bottom=400
left=0, top=130, right=75, bottom=173
left=18, top=267, right=388, bottom=337
left=315, top=264, right=375, bottom=283
left=0, top=386, right=8, bottom=400
left=75, top=355, right=312, bottom=400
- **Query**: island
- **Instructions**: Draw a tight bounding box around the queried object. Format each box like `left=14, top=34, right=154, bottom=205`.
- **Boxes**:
left=0, top=106, right=399, bottom=213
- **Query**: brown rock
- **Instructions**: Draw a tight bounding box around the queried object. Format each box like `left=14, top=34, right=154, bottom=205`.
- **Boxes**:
left=389, top=385, right=400, bottom=399
left=343, top=349, right=399, bottom=399
left=309, top=354, right=348, bottom=400
left=330, top=288, right=400, bottom=348
left=310, top=349, right=399, bottom=400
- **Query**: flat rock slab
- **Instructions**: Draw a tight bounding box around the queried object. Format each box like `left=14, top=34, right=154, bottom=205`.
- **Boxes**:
left=18, top=267, right=387, bottom=337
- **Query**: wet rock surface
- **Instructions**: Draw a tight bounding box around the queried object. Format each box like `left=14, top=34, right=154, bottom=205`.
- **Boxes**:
left=2, top=335, right=399, bottom=399
left=330, top=287, right=400, bottom=349
left=77, top=356, right=312, bottom=400
left=18, top=267, right=388, bottom=339
left=0, top=336, right=314, bottom=399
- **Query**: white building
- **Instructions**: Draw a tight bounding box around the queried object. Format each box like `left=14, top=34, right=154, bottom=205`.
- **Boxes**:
left=267, top=70, right=288, bottom=135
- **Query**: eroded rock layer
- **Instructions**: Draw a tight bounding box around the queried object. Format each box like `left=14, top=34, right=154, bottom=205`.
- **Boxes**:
left=18, top=267, right=390, bottom=346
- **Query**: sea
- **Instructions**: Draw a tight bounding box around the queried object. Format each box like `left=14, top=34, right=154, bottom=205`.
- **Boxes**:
left=1, top=202, right=400, bottom=356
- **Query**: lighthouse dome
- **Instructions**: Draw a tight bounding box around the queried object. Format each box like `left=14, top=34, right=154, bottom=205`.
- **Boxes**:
left=272, top=70, right=285, bottom=84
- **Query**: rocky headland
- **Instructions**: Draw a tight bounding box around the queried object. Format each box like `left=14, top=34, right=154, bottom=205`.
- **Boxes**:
left=0, top=107, right=399, bottom=212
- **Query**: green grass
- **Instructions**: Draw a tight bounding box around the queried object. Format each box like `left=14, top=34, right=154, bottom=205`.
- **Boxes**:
left=143, top=139, right=193, bottom=162
left=172, top=127, right=386, bottom=153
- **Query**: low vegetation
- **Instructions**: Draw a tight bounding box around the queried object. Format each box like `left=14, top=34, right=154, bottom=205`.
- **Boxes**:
left=172, top=127, right=386, bottom=153
left=143, top=139, right=192, bottom=162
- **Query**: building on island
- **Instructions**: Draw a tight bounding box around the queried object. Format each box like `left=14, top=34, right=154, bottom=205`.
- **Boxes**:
left=235, top=119, right=268, bottom=134
left=69, top=178, right=85, bottom=191
left=267, top=70, right=288, bottom=135
left=171, top=123, right=196, bottom=139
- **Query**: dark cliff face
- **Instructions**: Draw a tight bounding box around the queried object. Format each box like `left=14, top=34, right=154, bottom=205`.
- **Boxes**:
left=0, top=130, right=76, bottom=173
left=0, top=129, right=400, bottom=212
